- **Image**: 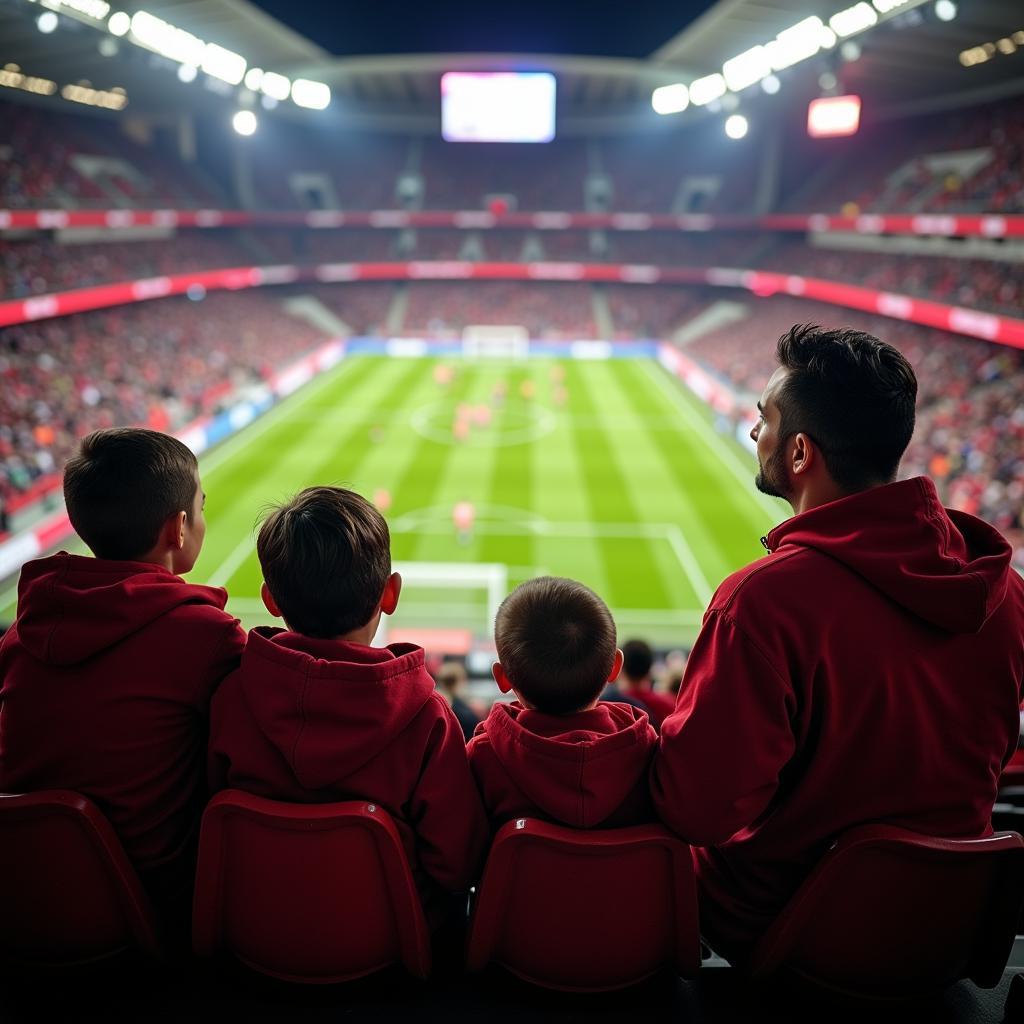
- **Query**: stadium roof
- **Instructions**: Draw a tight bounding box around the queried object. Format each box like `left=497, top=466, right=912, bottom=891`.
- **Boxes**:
left=2, top=0, right=1022, bottom=131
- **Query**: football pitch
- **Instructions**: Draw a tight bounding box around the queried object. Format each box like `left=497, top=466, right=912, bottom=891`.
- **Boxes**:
left=190, top=355, right=786, bottom=645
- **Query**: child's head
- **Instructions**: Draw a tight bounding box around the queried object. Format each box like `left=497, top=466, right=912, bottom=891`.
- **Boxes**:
left=257, top=486, right=399, bottom=640
left=63, top=428, right=205, bottom=572
left=492, top=576, right=622, bottom=715
left=621, top=639, right=654, bottom=682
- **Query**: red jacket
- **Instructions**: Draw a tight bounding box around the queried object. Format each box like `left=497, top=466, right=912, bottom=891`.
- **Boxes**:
left=468, top=701, right=658, bottom=830
left=208, top=628, right=489, bottom=905
left=652, top=478, right=1024, bottom=959
left=0, top=553, right=244, bottom=878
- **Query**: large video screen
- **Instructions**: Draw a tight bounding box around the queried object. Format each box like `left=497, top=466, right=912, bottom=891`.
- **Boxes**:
left=441, top=72, right=556, bottom=143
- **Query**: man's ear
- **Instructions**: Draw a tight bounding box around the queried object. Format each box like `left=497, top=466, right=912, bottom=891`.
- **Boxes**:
left=608, top=647, right=624, bottom=683
left=492, top=662, right=513, bottom=694
left=163, top=510, right=187, bottom=551
left=261, top=581, right=282, bottom=618
left=790, top=432, right=816, bottom=477
left=380, top=572, right=402, bottom=616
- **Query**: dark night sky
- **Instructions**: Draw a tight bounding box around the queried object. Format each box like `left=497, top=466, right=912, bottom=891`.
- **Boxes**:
left=249, top=0, right=719, bottom=58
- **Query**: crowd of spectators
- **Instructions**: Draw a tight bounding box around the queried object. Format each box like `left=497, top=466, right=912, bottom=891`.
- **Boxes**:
left=683, top=294, right=1024, bottom=561
left=0, top=292, right=330, bottom=510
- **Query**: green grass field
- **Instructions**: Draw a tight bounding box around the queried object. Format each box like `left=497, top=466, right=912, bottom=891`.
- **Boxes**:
left=185, top=354, right=786, bottom=645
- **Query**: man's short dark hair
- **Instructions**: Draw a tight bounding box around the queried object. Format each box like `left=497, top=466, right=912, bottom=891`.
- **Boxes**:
left=494, top=576, right=617, bottom=716
left=258, top=486, right=391, bottom=639
left=774, top=324, right=917, bottom=490
left=621, top=639, right=653, bottom=681
left=63, top=428, right=198, bottom=560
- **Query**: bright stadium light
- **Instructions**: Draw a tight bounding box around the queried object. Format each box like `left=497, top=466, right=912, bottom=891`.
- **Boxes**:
left=651, top=83, right=689, bottom=115
left=689, top=72, right=726, bottom=106
left=761, top=74, right=781, bottom=94
left=830, top=3, right=878, bottom=37
left=841, top=40, right=862, bottom=61
left=934, top=0, right=957, bottom=21
left=107, top=10, right=129, bottom=35
left=819, top=71, right=839, bottom=91
left=725, top=114, right=749, bottom=139
left=244, top=67, right=264, bottom=91
left=767, top=17, right=828, bottom=71
left=232, top=110, right=257, bottom=136
left=202, top=43, right=246, bottom=85
left=37, top=10, right=59, bottom=33
left=723, top=46, right=770, bottom=91
left=260, top=70, right=291, bottom=101
left=291, top=78, right=330, bottom=110
left=130, top=12, right=204, bottom=66
left=177, top=63, right=197, bottom=83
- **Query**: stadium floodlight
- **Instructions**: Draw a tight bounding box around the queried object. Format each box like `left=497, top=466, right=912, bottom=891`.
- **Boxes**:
left=689, top=72, right=727, bottom=106
left=260, top=70, right=291, bottom=101
left=725, top=114, right=749, bottom=139
left=934, top=0, right=956, bottom=21
left=130, top=12, right=204, bottom=66
left=244, top=67, right=264, bottom=91
left=37, top=10, right=59, bottom=32
left=232, top=110, right=257, bottom=136
left=177, top=63, right=197, bottom=83
left=830, top=3, right=878, bottom=37
left=107, top=10, right=129, bottom=36
left=723, top=46, right=770, bottom=91
left=202, top=43, right=246, bottom=85
left=872, top=0, right=910, bottom=12
left=651, top=83, right=689, bottom=115
left=291, top=78, right=330, bottom=110
left=767, top=17, right=827, bottom=71
left=761, top=74, right=781, bottom=94
left=840, top=40, right=862, bottom=61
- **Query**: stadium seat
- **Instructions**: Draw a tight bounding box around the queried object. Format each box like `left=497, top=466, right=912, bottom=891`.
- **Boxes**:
left=191, top=791, right=431, bottom=983
left=748, top=824, right=1024, bottom=1000
left=0, top=790, right=163, bottom=968
left=465, top=818, right=700, bottom=991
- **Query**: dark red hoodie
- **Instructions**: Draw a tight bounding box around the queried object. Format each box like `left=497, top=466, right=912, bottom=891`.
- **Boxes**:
left=468, top=701, right=658, bottom=830
left=208, top=628, right=489, bottom=911
left=652, top=478, right=1024, bottom=960
left=0, top=553, right=245, bottom=881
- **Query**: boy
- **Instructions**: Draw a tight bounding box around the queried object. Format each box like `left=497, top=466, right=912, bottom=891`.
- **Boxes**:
left=0, top=427, right=244, bottom=923
left=468, top=577, right=658, bottom=830
left=208, top=486, right=488, bottom=921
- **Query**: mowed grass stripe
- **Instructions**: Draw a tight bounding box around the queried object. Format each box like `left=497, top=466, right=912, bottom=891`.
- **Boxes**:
left=615, top=359, right=766, bottom=586
left=563, top=362, right=674, bottom=610
left=474, top=364, right=536, bottom=583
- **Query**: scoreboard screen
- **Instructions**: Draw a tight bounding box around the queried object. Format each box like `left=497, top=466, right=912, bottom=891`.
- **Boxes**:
left=441, top=72, right=556, bottom=143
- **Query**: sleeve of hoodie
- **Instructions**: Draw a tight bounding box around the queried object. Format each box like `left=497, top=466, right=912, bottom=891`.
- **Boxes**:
left=409, top=693, right=490, bottom=892
left=652, top=608, right=796, bottom=846
left=192, top=615, right=246, bottom=708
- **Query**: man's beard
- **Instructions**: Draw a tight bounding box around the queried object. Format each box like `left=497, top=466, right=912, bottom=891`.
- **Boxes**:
left=755, top=443, right=791, bottom=501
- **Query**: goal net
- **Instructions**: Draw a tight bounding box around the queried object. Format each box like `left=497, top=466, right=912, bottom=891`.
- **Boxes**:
left=462, top=324, right=529, bottom=361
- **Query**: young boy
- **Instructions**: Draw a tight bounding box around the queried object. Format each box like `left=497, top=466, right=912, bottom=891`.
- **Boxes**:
left=468, top=576, right=658, bottom=830
left=208, top=486, right=488, bottom=921
left=0, top=427, right=245, bottom=924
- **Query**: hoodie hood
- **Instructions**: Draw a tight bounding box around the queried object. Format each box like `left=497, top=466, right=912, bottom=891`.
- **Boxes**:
left=235, top=628, right=435, bottom=789
left=764, top=477, right=1012, bottom=633
left=480, top=701, right=656, bottom=828
left=14, top=552, right=229, bottom=666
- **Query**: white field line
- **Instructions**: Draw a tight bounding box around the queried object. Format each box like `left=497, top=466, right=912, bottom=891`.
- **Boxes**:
left=206, top=533, right=258, bottom=589
left=666, top=526, right=713, bottom=607
left=639, top=359, right=786, bottom=523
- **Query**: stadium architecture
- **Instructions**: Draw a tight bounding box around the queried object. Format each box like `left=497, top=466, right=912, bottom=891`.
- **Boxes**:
left=0, top=0, right=1024, bottom=1016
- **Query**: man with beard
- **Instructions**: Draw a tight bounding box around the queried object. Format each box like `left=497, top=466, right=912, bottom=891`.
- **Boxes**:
left=652, top=323, right=1024, bottom=964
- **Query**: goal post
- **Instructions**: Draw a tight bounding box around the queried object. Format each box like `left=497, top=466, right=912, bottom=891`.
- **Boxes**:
left=462, top=324, right=529, bottom=361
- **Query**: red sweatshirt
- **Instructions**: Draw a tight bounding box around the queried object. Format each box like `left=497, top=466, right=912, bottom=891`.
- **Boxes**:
left=208, top=628, right=489, bottom=908
left=0, top=553, right=244, bottom=879
left=652, top=478, right=1024, bottom=960
left=468, top=701, right=658, bottom=830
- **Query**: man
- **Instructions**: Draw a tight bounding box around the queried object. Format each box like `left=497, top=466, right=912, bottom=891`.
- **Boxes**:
left=608, top=639, right=675, bottom=728
left=652, top=324, right=1024, bottom=963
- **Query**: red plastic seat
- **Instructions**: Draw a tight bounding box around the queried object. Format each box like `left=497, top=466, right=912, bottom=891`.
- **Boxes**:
left=0, top=790, right=162, bottom=967
left=192, top=791, right=431, bottom=983
left=466, top=818, right=700, bottom=991
left=749, top=825, right=1024, bottom=1000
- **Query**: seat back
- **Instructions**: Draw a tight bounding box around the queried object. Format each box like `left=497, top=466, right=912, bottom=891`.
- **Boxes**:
left=192, top=791, right=430, bottom=983
left=466, top=818, right=700, bottom=991
left=750, top=825, right=1024, bottom=999
left=0, top=790, right=162, bottom=967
